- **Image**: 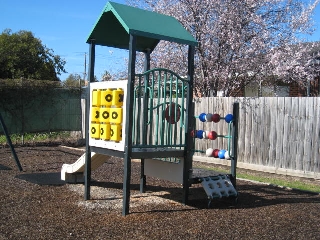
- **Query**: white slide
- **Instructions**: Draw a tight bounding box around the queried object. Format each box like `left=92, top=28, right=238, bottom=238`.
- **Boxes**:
left=61, top=152, right=109, bottom=183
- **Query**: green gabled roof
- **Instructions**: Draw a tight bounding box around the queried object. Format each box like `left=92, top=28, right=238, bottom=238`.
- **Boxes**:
left=86, top=1, right=198, bottom=52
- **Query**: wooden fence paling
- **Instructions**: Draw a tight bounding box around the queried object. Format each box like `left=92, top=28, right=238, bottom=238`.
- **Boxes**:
left=304, top=98, right=311, bottom=172
left=193, top=97, right=320, bottom=179
left=80, top=97, right=320, bottom=179
left=312, top=99, right=320, bottom=175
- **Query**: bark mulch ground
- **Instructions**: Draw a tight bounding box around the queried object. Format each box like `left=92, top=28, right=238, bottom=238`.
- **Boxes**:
left=1, top=145, right=319, bottom=239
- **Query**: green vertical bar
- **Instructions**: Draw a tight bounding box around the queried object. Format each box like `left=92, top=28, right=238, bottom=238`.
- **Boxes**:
left=142, top=73, right=149, bottom=146
left=85, top=40, right=95, bottom=201
left=136, top=77, right=142, bottom=145
left=183, top=45, right=195, bottom=205
left=231, top=102, right=239, bottom=189
left=160, top=71, right=165, bottom=146
left=180, top=82, right=186, bottom=146
left=148, top=72, right=154, bottom=145
left=123, top=34, right=136, bottom=216
left=140, top=49, right=150, bottom=194
left=173, top=75, right=179, bottom=146
left=155, top=71, right=161, bottom=145
left=166, top=71, right=171, bottom=146
left=132, top=86, right=137, bottom=145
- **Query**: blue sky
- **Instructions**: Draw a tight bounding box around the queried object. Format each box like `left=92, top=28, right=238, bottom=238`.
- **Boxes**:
left=1, top=0, right=319, bottom=81
left=1, top=0, right=128, bottom=81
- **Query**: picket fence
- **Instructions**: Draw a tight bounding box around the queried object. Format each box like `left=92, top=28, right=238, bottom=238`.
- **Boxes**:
left=193, top=97, right=320, bottom=179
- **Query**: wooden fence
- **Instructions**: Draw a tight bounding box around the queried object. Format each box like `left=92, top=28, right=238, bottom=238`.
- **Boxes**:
left=82, top=97, right=320, bottom=179
left=193, top=97, right=320, bottom=179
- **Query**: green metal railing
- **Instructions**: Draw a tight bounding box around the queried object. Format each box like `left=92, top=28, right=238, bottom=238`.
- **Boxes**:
left=132, top=68, right=190, bottom=151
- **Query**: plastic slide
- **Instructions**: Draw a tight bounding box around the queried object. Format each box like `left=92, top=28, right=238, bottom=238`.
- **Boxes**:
left=61, top=152, right=109, bottom=183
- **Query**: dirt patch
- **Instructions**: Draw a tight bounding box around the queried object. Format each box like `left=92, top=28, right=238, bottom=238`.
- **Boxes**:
left=1, top=145, right=320, bottom=239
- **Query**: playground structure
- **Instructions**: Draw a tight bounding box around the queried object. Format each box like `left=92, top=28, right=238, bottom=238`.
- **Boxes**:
left=61, top=1, right=238, bottom=215
left=192, top=110, right=239, bottom=206
left=61, top=152, right=109, bottom=183
left=193, top=112, right=235, bottom=159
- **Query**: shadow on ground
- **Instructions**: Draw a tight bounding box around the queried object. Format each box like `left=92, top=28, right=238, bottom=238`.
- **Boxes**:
left=89, top=179, right=320, bottom=211
left=0, top=164, right=12, bottom=170
left=15, top=172, right=65, bottom=185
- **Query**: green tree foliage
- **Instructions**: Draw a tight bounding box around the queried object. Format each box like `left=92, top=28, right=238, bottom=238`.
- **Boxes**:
left=63, top=73, right=83, bottom=87
left=0, top=29, right=66, bottom=81
left=63, top=73, right=99, bottom=87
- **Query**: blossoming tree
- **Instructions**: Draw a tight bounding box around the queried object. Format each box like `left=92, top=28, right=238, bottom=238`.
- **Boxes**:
left=129, top=0, right=320, bottom=96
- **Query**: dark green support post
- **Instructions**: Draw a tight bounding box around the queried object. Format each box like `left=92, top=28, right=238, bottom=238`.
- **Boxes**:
left=183, top=45, right=195, bottom=204
left=140, top=49, right=151, bottom=193
left=123, top=34, right=137, bottom=216
left=231, top=102, right=239, bottom=189
left=85, top=40, right=95, bottom=200
left=0, top=113, right=22, bottom=171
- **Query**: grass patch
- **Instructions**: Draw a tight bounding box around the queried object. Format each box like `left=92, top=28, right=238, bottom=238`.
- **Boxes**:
left=237, top=172, right=320, bottom=193
left=201, top=166, right=320, bottom=193
left=0, top=131, right=74, bottom=145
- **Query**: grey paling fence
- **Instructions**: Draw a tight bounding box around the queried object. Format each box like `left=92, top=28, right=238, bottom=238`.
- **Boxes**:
left=81, top=95, right=320, bottom=178
left=193, top=97, right=320, bottom=179
left=0, top=87, right=82, bottom=135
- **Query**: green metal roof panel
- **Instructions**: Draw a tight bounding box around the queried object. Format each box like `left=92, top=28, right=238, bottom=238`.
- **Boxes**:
left=86, top=1, right=198, bottom=51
